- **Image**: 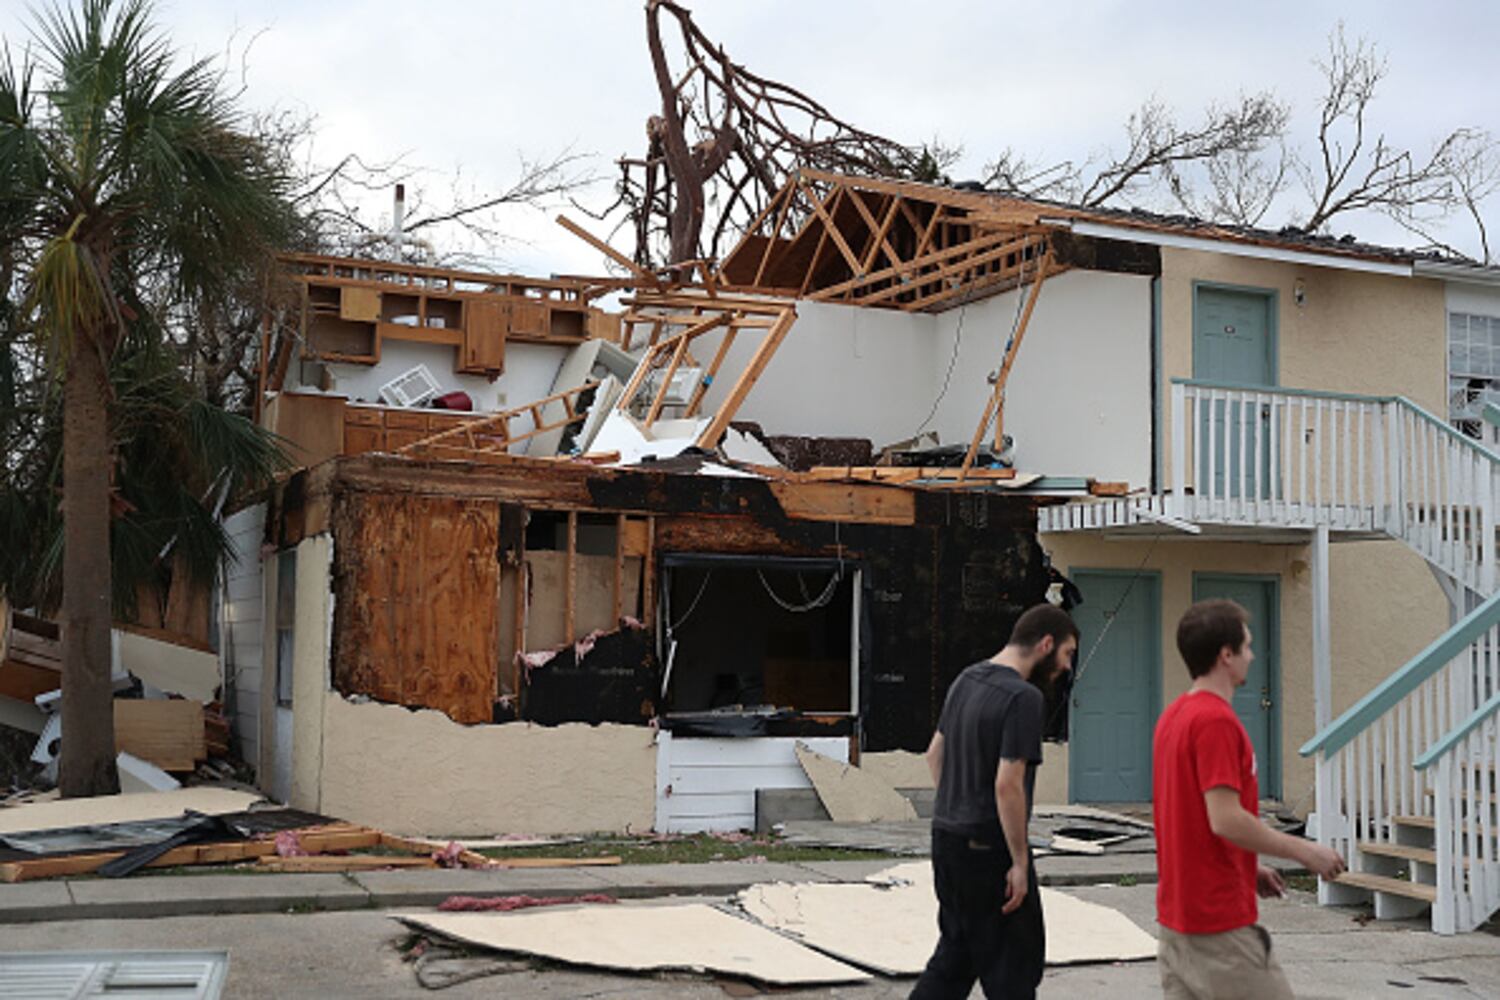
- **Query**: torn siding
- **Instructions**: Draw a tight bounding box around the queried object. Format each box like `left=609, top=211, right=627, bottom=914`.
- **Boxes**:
left=318, top=696, right=656, bottom=835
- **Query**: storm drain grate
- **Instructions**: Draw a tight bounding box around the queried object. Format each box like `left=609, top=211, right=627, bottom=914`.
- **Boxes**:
left=0, top=951, right=228, bottom=999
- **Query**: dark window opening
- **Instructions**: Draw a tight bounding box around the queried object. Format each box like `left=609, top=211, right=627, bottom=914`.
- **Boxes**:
left=662, top=557, right=858, bottom=715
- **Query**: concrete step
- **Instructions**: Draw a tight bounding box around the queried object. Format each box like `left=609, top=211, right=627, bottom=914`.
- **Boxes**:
left=1332, top=870, right=1437, bottom=903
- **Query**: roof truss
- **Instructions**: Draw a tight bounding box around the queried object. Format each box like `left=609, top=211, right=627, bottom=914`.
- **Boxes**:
left=717, top=169, right=1065, bottom=312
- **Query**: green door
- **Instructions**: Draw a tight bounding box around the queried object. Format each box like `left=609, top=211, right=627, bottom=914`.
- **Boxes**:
left=1194, top=575, right=1281, bottom=798
left=1194, top=285, right=1276, bottom=498
left=1069, top=571, right=1160, bottom=803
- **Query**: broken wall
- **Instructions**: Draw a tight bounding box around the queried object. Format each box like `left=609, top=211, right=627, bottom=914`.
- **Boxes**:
left=318, top=696, right=656, bottom=835
left=295, top=339, right=567, bottom=415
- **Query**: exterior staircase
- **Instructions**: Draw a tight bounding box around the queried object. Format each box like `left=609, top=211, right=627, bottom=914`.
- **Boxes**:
left=1040, top=378, right=1500, bottom=934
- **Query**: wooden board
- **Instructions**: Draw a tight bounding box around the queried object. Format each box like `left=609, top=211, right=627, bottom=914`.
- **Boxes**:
left=340, top=286, right=382, bottom=322
left=113, top=700, right=206, bottom=772
left=0, top=788, right=262, bottom=836
left=331, top=493, right=500, bottom=724
left=257, top=854, right=438, bottom=873
left=0, top=658, right=61, bottom=702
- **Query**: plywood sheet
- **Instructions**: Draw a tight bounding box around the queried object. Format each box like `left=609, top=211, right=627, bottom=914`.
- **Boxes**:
left=395, top=903, right=869, bottom=985
left=737, top=861, right=1155, bottom=974
left=795, top=742, right=917, bottom=823
left=0, top=787, right=261, bottom=835
left=332, top=492, right=499, bottom=724
left=113, top=699, right=206, bottom=772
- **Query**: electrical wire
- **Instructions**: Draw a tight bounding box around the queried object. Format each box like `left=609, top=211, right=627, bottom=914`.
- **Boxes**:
left=669, top=569, right=713, bottom=631
left=758, top=568, right=841, bottom=613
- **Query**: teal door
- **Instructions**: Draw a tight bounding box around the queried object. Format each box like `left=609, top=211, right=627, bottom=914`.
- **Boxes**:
left=1194, top=285, right=1276, bottom=498
left=1193, top=575, right=1281, bottom=798
left=1069, top=571, right=1160, bottom=803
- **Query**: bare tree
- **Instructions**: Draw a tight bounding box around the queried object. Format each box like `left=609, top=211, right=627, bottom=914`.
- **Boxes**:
left=982, top=94, right=1289, bottom=216
left=605, top=0, right=958, bottom=270
left=1296, top=25, right=1463, bottom=236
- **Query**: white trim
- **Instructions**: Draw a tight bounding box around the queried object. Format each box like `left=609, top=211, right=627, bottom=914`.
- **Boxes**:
left=1417, top=258, right=1500, bottom=287
left=1068, top=221, right=1413, bottom=277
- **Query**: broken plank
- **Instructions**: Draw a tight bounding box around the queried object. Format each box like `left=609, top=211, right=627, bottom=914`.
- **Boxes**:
left=380, top=833, right=493, bottom=869
left=114, top=699, right=207, bottom=772
left=768, top=482, right=916, bottom=526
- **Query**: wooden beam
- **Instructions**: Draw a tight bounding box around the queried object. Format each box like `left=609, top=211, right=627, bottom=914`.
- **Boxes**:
left=684, top=323, right=740, bottom=418
left=398, top=381, right=601, bottom=457
left=556, top=215, right=660, bottom=288
left=644, top=325, right=693, bottom=427
left=810, top=229, right=1018, bottom=303
left=857, top=194, right=905, bottom=278
left=845, top=189, right=902, bottom=279
left=855, top=234, right=1038, bottom=309
left=618, top=313, right=729, bottom=413
left=513, top=560, right=527, bottom=696
left=960, top=249, right=1052, bottom=480
left=768, top=481, right=916, bottom=526
left=694, top=307, right=797, bottom=450
left=565, top=511, right=578, bottom=645
left=752, top=182, right=798, bottom=287
left=643, top=516, right=656, bottom=626
left=799, top=181, right=864, bottom=275
left=612, top=513, right=626, bottom=624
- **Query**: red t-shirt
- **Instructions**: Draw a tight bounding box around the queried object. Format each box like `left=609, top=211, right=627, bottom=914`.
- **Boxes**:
left=1153, top=691, right=1259, bottom=934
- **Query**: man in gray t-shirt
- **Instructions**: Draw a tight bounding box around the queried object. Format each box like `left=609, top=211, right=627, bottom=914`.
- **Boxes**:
left=910, top=604, right=1077, bottom=1000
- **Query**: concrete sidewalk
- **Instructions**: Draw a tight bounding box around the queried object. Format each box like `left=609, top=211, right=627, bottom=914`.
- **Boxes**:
left=0, top=852, right=1181, bottom=924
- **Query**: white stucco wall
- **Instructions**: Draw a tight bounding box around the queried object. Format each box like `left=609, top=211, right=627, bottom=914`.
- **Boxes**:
left=293, top=339, right=567, bottom=413
left=222, top=505, right=266, bottom=773
left=927, top=270, right=1154, bottom=485
left=697, top=300, right=937, bottom=447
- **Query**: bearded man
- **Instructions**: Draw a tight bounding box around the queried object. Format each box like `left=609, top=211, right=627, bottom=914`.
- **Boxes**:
left=910, top=604, right=1079, bottom=1000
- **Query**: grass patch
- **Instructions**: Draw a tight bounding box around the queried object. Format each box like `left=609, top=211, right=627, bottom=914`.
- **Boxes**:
left=476, top=833, right=902, bottom=866
left=1284, top=874, right=1318, bottom=894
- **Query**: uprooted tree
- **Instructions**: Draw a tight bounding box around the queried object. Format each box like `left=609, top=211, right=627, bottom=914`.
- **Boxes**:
left=603, top=0, right=957, bottom=271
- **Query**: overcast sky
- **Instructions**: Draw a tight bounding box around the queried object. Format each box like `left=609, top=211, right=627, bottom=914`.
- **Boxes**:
left=4, top=1, right=1497, bottom=275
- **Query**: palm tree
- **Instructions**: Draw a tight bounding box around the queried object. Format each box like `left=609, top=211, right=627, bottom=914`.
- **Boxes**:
left=0, top=0, right=296, bottom=796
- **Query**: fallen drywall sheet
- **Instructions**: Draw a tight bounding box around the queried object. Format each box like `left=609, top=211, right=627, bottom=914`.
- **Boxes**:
left=795, top=742, right=917, bottom=823
left=590, top=412, right=710, bottom=465
left=319, top=696, right=655, bottom=836
left=737, top=861, right=1156, bottom=974
left=0, top=787, right=260, bottom=836
left=116, top=752, right=182, bottom=794
left=396, top=903, right=869, bottom=985
left=1033, top=803, right=1155, bottom=831
left=115, top=629, right=218, bottom=702
left=858, top=750, right=933, bottom=790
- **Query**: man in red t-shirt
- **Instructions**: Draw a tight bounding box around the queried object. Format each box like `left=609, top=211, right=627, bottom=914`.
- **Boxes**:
left=1153, top=599, right=1345, bottom=999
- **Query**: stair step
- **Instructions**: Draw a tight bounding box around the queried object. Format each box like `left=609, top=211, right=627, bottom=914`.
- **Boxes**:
left=1394, top=814, right=1435, bottom=830
left=1331, top=870, right=1438, bottom=903
left=1359, top=842, right=1436, bottom=865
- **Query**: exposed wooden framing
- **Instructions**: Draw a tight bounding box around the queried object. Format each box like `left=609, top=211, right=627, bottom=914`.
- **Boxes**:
left=617, top=313, right=730, bottom=418
left=613, top=513, right=627, bottom=623
left=960, top=250, right=1053, bottom=480
left=891, top=240, right=1047, bottom=312
left=797, top=187, right=844, bottom=299
left=753, top=182, right=798, bottom=287
left=799, top=179, right=864, bottom=275
left=694, top=305, right=797, bottom=449
left=556, top=214, right=662, bottom=288
left=684, top=322, right=741, bottom=418
left=397, top=380, right=601, bottom=460
left=844, top=188, right=901, bottom=280
left=645, top=324, right=694, bottom=427
left=643, top=516, right=657, bottom=626
left=512, top=556, right=527, bottom=697
left=809, top=229, right=1019, bottom=304
left=857, top=193, right=904, bottom=278
left=565, top=511, right=578, bottom=644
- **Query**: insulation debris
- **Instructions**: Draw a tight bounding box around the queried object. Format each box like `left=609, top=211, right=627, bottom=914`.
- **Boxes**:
left=437, top=893, right=618, bottom=912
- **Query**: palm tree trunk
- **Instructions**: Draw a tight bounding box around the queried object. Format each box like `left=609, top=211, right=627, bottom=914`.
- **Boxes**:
left=58, top=331, right=119, bottom=797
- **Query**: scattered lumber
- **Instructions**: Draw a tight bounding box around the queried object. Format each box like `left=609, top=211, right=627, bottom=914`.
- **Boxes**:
left=256, top=854, right=439, bottom=873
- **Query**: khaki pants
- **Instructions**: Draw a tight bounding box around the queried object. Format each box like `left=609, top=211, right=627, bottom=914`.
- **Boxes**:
left=1157, top=923, right=1294, bottom=1000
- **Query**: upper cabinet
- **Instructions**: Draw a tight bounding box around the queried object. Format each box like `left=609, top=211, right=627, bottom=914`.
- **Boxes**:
left=281, top=254, right=618, bottom=379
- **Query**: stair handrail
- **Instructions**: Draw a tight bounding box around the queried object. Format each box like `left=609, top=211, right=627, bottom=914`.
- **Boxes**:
left=1413, top=687, right=1500, bottom=771
left=1300, top=587, right=1500, bottom=760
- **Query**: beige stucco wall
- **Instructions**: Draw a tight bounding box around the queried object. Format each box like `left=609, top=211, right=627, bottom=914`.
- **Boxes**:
left=1041, top=533, right=1447, bottom=814
left=1158, top=247, right=1447, bottom=422
left=318, top=697, right=657, bottom=835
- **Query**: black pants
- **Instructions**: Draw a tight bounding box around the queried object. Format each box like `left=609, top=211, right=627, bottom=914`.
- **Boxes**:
left=910, top=828, right=1045, bottom=1000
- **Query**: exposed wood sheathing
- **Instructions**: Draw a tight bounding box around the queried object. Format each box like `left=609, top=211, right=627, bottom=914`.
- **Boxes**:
left=331, top=493, right=499, bottom=724
left=318, top=697, right=655, bottom=835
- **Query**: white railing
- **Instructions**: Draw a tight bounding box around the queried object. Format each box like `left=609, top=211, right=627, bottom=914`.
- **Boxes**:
left=1170, top=380, right=1499, bottom=594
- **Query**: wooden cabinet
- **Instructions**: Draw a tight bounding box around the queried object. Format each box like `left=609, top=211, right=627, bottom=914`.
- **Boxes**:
left=340, top=287, right=381, bottom=322
left=510, top=300, right=548, bottom=337
left=462, top=299, right=508, bottom=375
left=342, top=405, right=482, bottom=456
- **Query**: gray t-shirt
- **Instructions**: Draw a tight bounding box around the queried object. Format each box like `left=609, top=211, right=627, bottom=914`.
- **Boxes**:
left=931, top=661, right=1044, bottom=842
